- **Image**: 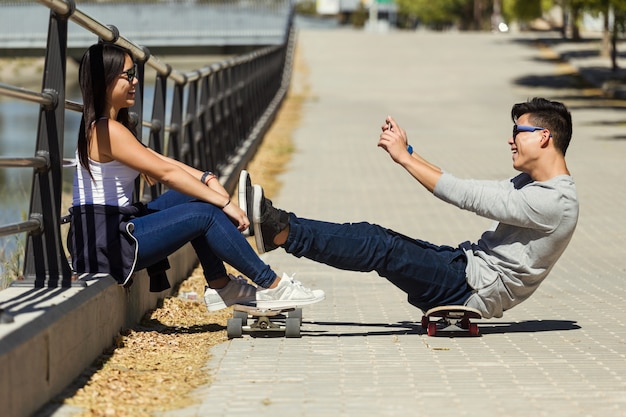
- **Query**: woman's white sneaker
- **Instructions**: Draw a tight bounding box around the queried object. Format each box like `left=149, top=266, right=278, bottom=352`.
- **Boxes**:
left=204, top=274, right=257, bottom=312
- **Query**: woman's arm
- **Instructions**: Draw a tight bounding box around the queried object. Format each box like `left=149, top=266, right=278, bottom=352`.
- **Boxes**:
left=146, top=148, right=229, bottom=198
left=93, top=119, right=249, bottom=230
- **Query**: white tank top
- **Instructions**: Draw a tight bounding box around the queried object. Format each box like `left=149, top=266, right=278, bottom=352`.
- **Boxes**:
left=72, top=151, right=139, bottom=207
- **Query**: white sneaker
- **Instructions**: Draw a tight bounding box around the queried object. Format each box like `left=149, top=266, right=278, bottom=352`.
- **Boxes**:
left=204, top=274, right=257, bottom=312
left=256, top=273, right=325, bottom=309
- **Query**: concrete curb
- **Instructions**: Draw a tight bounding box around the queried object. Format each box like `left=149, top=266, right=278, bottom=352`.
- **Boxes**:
left=0, top=244, right=197, bottom=417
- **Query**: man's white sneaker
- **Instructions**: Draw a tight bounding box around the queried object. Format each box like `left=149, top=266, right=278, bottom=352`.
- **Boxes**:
left=252, top=184, right=289, bottom=254
left=204, top=274, right=257, bottom=312
left=238, top=170, right=254, bottom=237
left=256, top=273, right=325, bottom=309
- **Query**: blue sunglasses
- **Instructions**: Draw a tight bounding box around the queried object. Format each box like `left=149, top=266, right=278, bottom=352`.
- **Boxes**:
left=513, top=124, right=551, bottom=138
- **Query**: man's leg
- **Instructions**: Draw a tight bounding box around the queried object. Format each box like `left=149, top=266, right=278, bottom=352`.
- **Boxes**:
left=285, top=215, right=472, bottom=312
left=249, top=180, right=472, bottom=311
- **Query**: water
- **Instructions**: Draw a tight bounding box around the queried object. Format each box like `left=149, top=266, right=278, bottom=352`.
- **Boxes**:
left=0, top=83, right=82, bottom=212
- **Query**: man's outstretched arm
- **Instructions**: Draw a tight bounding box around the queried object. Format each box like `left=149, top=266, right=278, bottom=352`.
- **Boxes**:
left=377, top=116, right=442, bottom=193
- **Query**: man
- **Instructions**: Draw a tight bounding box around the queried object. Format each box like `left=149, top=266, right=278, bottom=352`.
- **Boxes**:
left=244, top=97, right=578, bottom=319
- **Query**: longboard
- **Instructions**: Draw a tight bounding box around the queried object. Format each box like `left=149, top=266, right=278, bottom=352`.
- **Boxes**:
left=421, top=305, right=482, bottom=337
left=227, top=304, right=303, bottom=339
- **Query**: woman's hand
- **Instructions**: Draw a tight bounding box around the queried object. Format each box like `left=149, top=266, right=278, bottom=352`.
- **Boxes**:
left=222, top=202, right=250, bottom=232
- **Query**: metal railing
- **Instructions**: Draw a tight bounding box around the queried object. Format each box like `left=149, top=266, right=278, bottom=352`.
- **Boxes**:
left=0, top=0, right=295, bottom=289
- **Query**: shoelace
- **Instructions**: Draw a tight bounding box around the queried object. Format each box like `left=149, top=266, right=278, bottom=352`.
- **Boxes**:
left=283, top=273, right=314, bottom=295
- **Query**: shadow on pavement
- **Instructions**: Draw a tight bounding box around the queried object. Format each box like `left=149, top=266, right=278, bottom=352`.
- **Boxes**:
left=300, top=319, right=580, bottom=337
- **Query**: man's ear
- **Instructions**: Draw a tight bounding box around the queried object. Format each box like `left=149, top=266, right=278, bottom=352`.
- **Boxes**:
left=540, top=130, right=551, bottom=148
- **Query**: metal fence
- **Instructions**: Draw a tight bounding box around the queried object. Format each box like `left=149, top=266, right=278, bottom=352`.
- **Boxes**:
left=0, top=0, right=295, bottom=289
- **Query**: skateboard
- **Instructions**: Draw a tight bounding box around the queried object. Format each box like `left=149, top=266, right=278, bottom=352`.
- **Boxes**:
left=227, top=304, right=303, bottom=339
left=421, top=305, right=482, bottom=337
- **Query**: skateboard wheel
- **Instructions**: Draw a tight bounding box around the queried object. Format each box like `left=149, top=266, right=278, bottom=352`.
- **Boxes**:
left=288, top=308, right=303, bottom=325
left=227, top=318, right=243, bottom=339
left=233, top=310, right=248, bottom=324
left=427, top=322, right=437, bottom=337
left=460, top=318, right=470, bottom=329
left=469, top=323, right=479, bottom=336
left=285, top=317, right=301, bottom=338
left=421, top=316, right=429, bottom=329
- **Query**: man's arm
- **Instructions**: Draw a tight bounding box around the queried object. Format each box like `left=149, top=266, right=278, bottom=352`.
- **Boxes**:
left=377, top=116, right=442, bottom=193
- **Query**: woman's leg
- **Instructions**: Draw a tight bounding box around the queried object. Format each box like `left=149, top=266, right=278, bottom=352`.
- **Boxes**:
left=133, top=190, right=325, bottom=310
left=284, top=214, right=472, bottom=311
left=133, top=192, right=277, bottom=287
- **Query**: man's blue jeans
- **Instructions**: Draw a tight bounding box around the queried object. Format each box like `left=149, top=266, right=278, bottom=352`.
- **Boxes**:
left=130, top=190, right=276, bottom=287
left=284, top=214, right=473, bottom=312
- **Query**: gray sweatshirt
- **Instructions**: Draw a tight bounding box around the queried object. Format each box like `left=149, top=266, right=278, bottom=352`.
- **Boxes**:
left=433, top=172, right=579, bottom=318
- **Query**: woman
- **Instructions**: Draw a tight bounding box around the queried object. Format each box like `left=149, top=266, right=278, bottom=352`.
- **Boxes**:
left=67, top=43, right=324, bottom=311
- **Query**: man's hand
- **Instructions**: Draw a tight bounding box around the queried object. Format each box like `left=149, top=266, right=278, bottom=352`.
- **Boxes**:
left=377, top=115, right=442, bottom=193
left=378, top=116, right=411, bottom=164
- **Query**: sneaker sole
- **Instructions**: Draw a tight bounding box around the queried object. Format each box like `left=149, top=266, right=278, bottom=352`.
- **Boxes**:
left=206, top=301, right=227, bottom=312
left=252, top=184, right=266, bottom=254
left=238, top=170, right=254, bottom=237
left=256, top=293, right=325, bottom=309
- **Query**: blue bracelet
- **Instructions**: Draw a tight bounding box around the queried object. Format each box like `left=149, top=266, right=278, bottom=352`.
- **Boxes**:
left=407, top=145, right=413, bottom=155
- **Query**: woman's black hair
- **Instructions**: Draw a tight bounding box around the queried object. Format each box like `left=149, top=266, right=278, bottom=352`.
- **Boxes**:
left=77, top=43, right=136, bottom=177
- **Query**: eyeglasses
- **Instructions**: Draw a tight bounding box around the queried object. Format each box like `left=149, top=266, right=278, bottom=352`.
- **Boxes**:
left=119, top=63, right=137, bottom=84
left=513, top=124, right=551, bottom=139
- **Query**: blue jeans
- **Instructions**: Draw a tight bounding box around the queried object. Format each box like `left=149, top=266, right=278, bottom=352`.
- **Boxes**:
left=284, top=214, right=473, bottom=312
left=130, top=190, right=276, bottom=287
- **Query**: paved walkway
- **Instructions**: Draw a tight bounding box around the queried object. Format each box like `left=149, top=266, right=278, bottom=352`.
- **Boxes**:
left=146, top=29, right=626, bottom=417
left=170, top=29, right=625, bottom=417
left=155, top=29, right=626, bottom=417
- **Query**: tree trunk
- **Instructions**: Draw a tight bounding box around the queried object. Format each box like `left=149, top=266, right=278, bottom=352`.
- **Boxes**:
left=571, top=6, right=581, bottom=40
left=611, top=18, right=618, bottom=71
left=601, top=7, right=610, bottom=57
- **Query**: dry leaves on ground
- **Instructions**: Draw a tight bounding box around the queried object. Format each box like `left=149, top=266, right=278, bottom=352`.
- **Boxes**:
left=64, top=269, right=230, bottom=417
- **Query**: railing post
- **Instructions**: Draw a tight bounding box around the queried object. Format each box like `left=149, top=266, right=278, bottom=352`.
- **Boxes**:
left=185, top=77, right=200, bottom=169
left=168, top=81, right=186, bottom=163
left=143, top=70, right=169, bottom=200
left=131, top=48, right=147, bottom=203
left=21, top=3, right=75, bottom=288
left=198, top=72, right=215, bottom=172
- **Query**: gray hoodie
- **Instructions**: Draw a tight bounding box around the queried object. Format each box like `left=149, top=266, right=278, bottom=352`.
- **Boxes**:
left=434, top=172, right=579, bottom=318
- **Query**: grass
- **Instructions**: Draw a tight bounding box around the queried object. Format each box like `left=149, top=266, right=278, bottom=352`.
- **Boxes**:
left=0, top=235, right=24, bottom=290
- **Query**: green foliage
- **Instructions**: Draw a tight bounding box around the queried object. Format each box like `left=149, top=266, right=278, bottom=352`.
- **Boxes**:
left=295, top=0, right=317, bottom=15
left=503, top=0, right=543, bottom=21
left=396, top=0, right=467, bottom=29
left=351, top=3, right=369, bottom=28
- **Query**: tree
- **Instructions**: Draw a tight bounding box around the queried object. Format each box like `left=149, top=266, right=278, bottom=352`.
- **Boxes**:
left=395, top=0, right=467, bottom=30
left=563, top=0, right=626, bottom=69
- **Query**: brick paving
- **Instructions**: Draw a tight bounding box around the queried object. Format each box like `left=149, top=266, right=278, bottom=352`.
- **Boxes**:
left=164, top=29, right=626, bottom=417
